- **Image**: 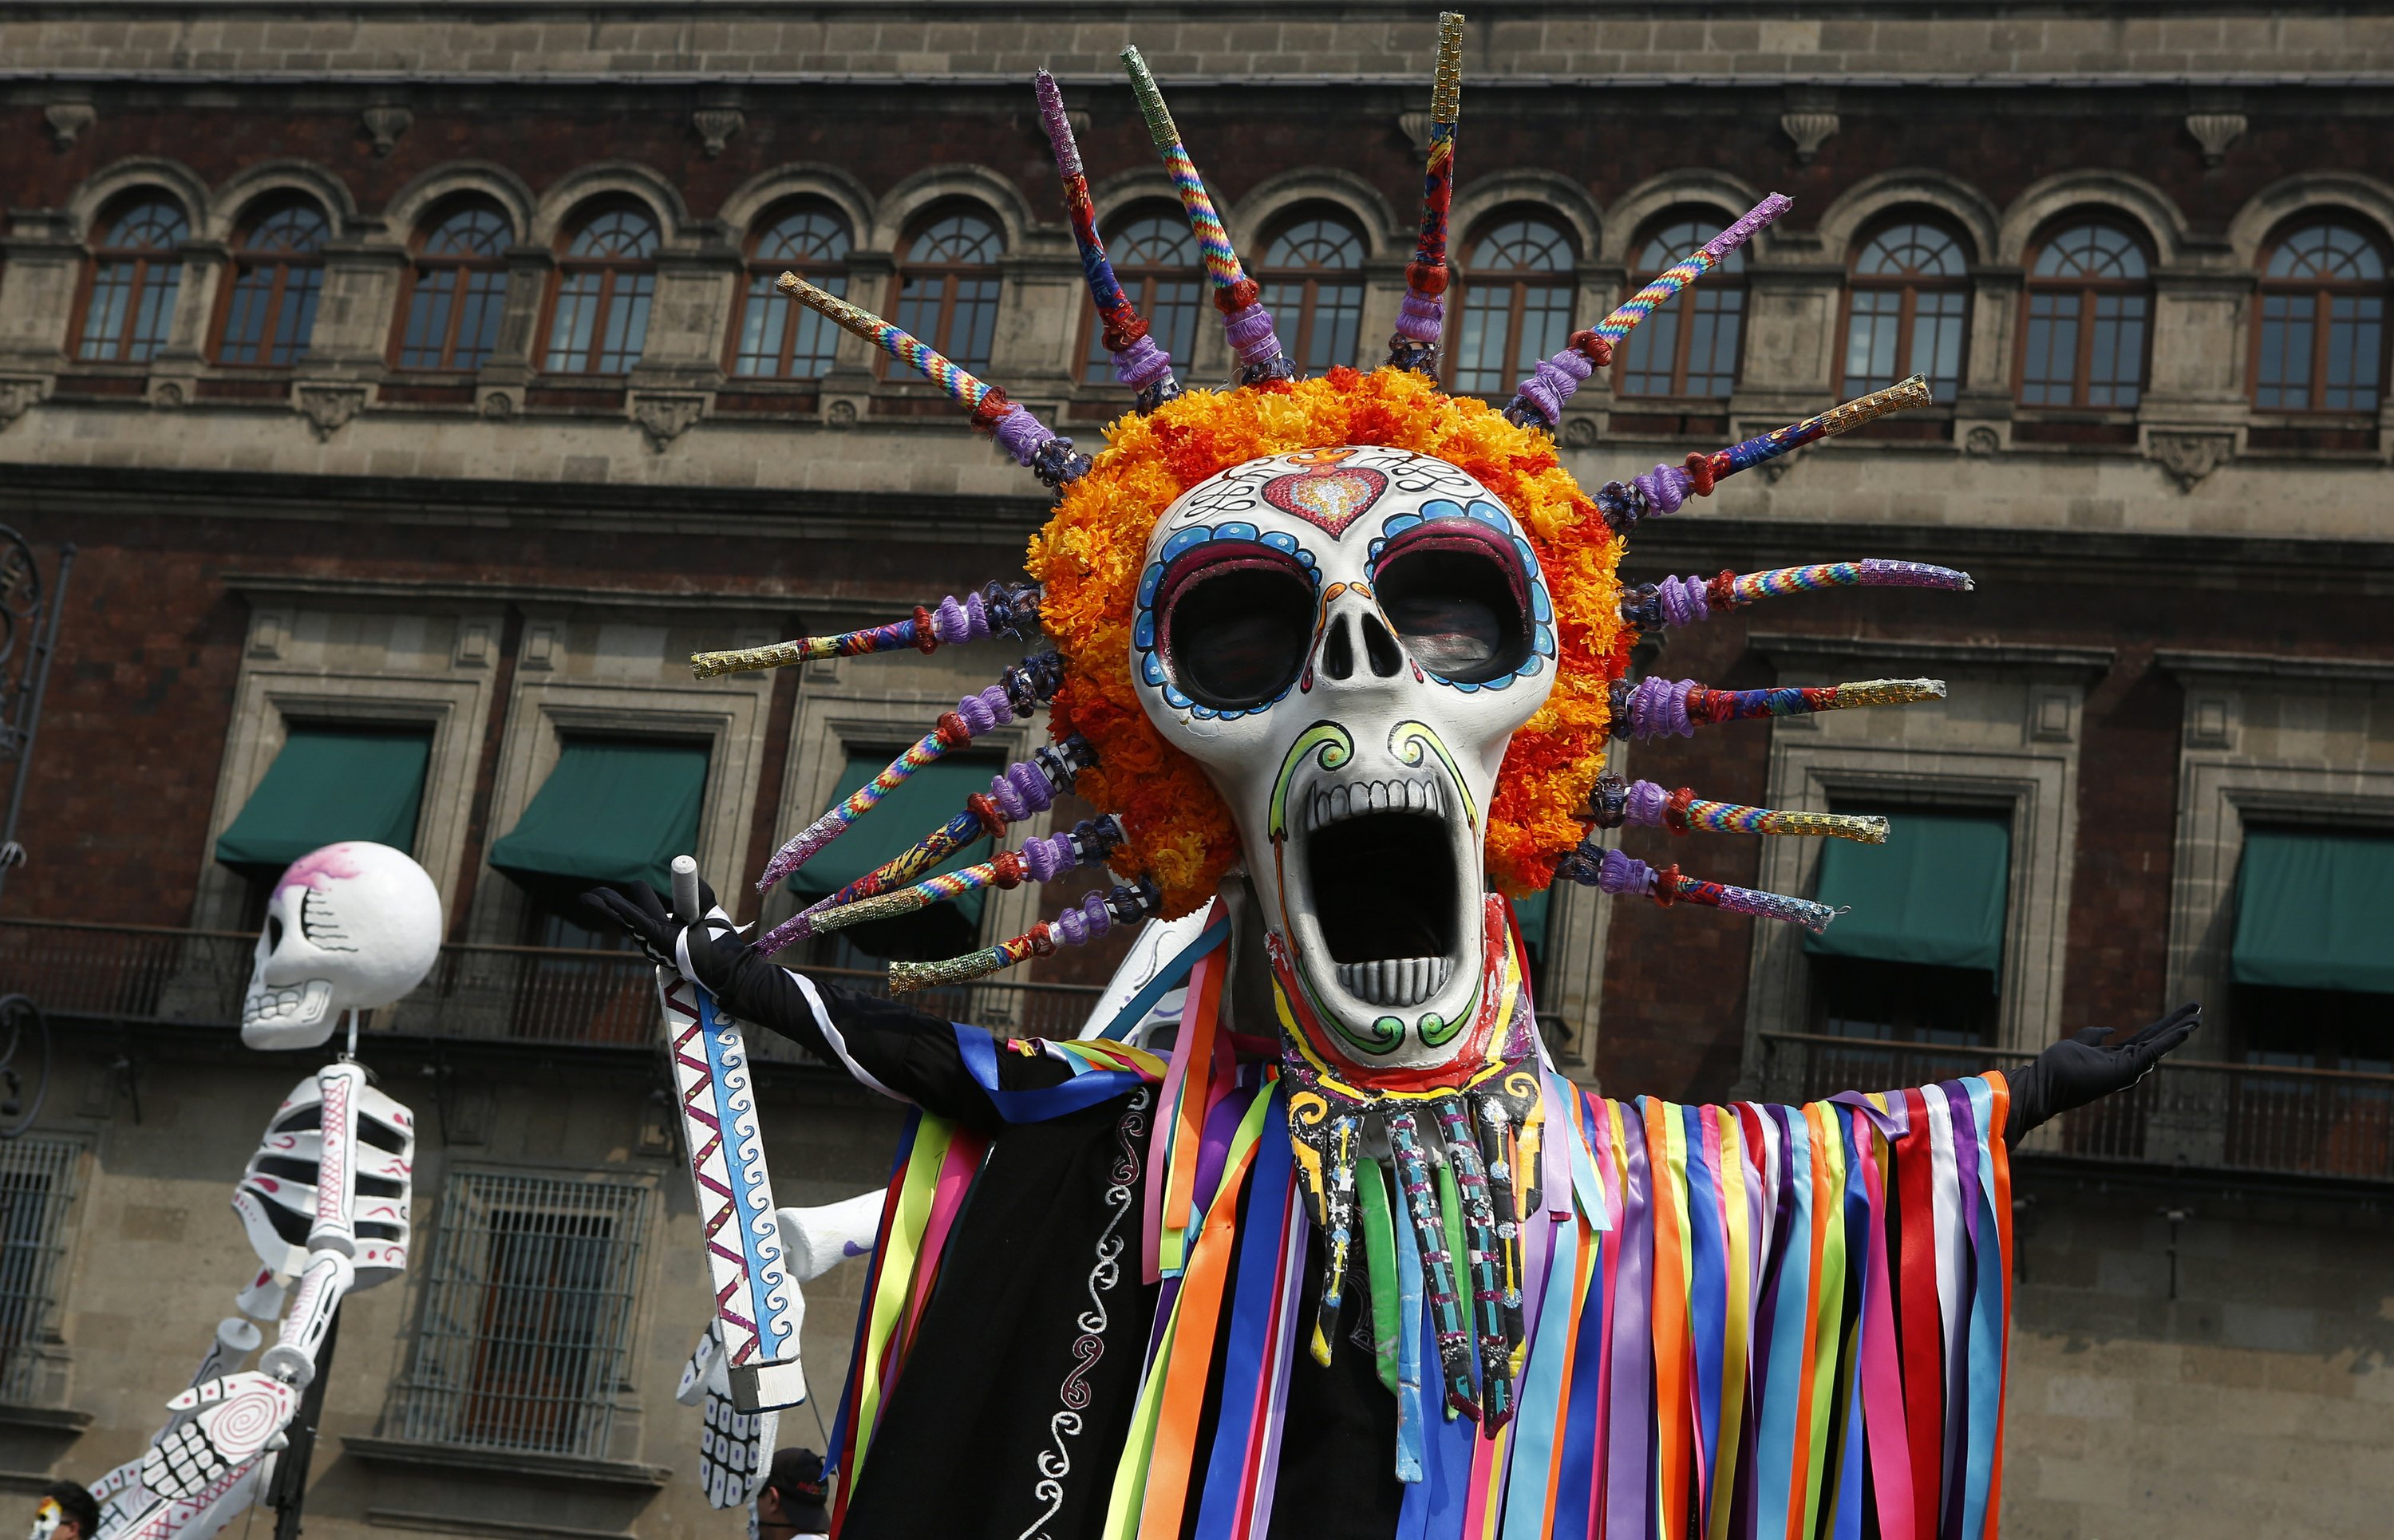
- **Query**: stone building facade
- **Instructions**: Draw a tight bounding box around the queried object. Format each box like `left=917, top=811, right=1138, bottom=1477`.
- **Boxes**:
left=0, top=4, right=2391, bottom=1537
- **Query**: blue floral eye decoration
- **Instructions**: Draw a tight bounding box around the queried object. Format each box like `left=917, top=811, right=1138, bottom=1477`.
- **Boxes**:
left=1362, top=498, right=1555, bottom=693
left=1134, top=526, right=1319, bottom=721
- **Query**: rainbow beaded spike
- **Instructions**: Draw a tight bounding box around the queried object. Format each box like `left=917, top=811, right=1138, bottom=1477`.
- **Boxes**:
left=755, top=654, right=1066, bottom=890
left=801, top=817, right=1125, bottom=938
left=1037, top=70, right=1180, bottom=414
left=775, top=274, right=1091, bottom=486
left=1586, top=773, right=1890, bottom=843
left=1555, top=843, right=1842, bottom=934
left=1505, top=193, right=1791, bottom=429
left=889, top=876, right=1162, bottom=994
left=1610, top=674, right=1946, bottom=740
left=1386, top=12, right=1466, bottom=376
left=1121, top=46, right=1294, bottom=385
left=1620, top=558, right=1972, bottom=631
left=753, top=736, right=1100, bottom=955
left=1594, top=375, right=1935, bottom=532
left=689, top=581, right=1040, bottom=679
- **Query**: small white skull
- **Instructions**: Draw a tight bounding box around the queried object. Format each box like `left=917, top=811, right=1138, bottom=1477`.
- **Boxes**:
left=1131, top=445, right=1557, bottom=1075
left=240, top=842, right=441, bottom=1049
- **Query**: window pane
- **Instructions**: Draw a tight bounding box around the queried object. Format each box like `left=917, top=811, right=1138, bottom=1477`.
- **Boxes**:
left=425, top=206, right=511, bottom=258
left=400, top=267, right=458, bottom=369
left=1472, top=216, right=1574, bottom=274
left=2267, top=221, right=2386, bottom=282
left=1638, top=216, right=1746, bottom=274
left=1910, top=290, right=1968, bottom=398
left=2326, top=294, right=2382, bottom=412
left=2033, top=222, right=2147, bottom=280
left=568, top=208, right=659, bottom=259
left=1683, top=288, right=1743, bottom=397
left=1452, top=287, right=1514, bottom=393
left=269, top=265, right=323, bottom=365
left=907, top=211, right=1001, bottom=264
left=946, top=276, right=999, bottom=370
left=2256, top=293, right=2311, bottom=410
left=1517, top=282, right=1574, bottom=377
left=1303, top=282, right=1361, bottom=371
left=454, top=269, right=507, bottom=369
left=754, top=206, right=852, bottom=265
left=1110, top=213, right=1199, bottom=268
left=101, top=198, right=188, bottom=251
left=1618, top=302, right=1683, bottom=397
left=243, top=203, right=330, bottom=255
left=81, top=263, right=133, bottom=361
left=1843, top=290, right=1903, bottom=395
left=128, top=266, right=180, bottom=362
left=1854, top=222, right=1965, bottom=278
left=1265, top=217, right=1363, bottom=271
left=594, top=272, right=653, bottom=373
left=2085, top=292, right=2143, bottom=406
left=2019, top=293, right=2077, bottom=405
left=218, top=267, right=275, bottom=365
left=546, top=270, right=600, bottom=372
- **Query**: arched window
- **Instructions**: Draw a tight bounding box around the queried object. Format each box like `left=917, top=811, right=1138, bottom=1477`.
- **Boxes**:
left=76, top=195, right=188, bottom=364
left=545, top=204, right=660, bottom=375
left=395, top=202, right=512, bottom=371
left=733, top=203, right=852, bottom=380
left=1452, top=213, right=1574, bottom=395
left=1259, top=213, right=1365, bottom=373
left=891, top=209, right=1003, bottom=373
left=1617, top=213, right=1744, bottom=398
left=1843, top=219, right=1969, bottom=400
left=1081, top=211, right=1202, bottom=385
left=2254, top=219, right=2388, bottom=413
left=2020, top=220, right=2150, bottom=409
left=214, top=199, right=330, bottom=367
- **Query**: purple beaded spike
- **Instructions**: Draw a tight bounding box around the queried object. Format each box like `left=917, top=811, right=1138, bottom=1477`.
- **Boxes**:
left=1619, top=559, right=1973, bottom=631
left=1609, top=675, right=1945, bottom=740
left=1037, top=71, right=1180, bottom=414
left=1555, top=843, right=1840, bottom=934
left=690, top=581, right=1040, bottom=679
left=1504, top=195, right=1791, bottom=430
left=801, top=817, right=1125, bottom=936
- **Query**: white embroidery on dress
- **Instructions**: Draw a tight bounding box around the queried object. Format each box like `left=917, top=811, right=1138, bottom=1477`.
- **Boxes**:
left=1016, top=1086, right=1149, bottom=1540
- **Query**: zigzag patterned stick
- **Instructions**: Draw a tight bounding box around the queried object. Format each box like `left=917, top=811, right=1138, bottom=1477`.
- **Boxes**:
left=1610, top=674, right=1946, bottom=740
left=1586, top=773, right=1889, bottom=843
left=1504, top=193, right=1791, bottom=428
left=1122, top=46, right=1294, bottom=385
left=1620, top=556, right=1972, bottom=630
left=689, top=581, right=1040, bottom=678
left=1594, top=375, right=1936, bottom=532
left=801, top=817, right=1124, bottom=937
left=1556, top=843, right=1843, bottom=934
left=775, top=273, right=1091, bottom=486
left=887, top=877, right=1160, bottom=993
left=1037, top=70, right=1181, bottom=412
left=1387, top=12, right=1466, bottom=375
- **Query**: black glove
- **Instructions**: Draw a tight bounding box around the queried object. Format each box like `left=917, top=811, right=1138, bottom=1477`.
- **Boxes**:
left=2005, top=1002, right=2201, bottom=1142
left=579, top=879, right=725, bottom=970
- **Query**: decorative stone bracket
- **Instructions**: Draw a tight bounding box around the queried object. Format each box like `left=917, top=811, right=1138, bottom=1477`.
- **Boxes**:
left=43, top=104, right=96, bottom=152
left=1780, top=112, right=1839, bottom=164
left=2147, top=429, right=2234, bottom=492
left=693, top=109, right=745, bottom=159
left=1398, top=111, right=1435, bottom=153
left=0, top=378, right=45, bottom=431
left=631, top=391, right=706, bottom=452
left=362, top=106, right=413, bottom=157
left=296, top=384, right=368, bottom=441
left=2185, top=113, right=2246, bottom=167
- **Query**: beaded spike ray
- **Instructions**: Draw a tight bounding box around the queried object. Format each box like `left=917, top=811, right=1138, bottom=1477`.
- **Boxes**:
left=1387, top=12, right=1466, bottom=375
left=1555, top=843, right=1843, bottom=934
left=689, top=581, right=1041, bottom=678
left=1622, top=558, right=1972, bottom=631
left=801, top=817, right=1126, bottom=938
left=1122, top=45, right=1294, bottom=385
left=776, top=274, right=1092, bottom=487
left=1586, top=773, right=1890, bottom=843
left=1594, top=375, right=1937, bottom=532
left=1505, top=194, right=1792, bottom=429
left=1610, top=675, right=1946, bottom=740
left=1036, top=70, right=1182, bottom=414
left=888, top=876, right=1163, bottom=994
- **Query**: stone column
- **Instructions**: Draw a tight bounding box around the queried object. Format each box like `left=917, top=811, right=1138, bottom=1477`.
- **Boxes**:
left=477, top=244, right=553, bottom=418
left=817, top=251, right=891, bottom=424
left=149, top=239, right=228, bottom=408
left=1956, top=263, right=2022, bottom=452
left=2140, top=255, right=2252, bottom=488
left=0, top=211, right=78, bottom=429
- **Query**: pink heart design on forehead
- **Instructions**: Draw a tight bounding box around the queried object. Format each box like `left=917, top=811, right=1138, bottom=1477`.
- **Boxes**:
left=1261, top=448, right=1389, bottom=537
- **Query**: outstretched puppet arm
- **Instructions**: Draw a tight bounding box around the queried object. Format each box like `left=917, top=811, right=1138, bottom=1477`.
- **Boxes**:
left=2001, top=1001, right=2201, bottom=1142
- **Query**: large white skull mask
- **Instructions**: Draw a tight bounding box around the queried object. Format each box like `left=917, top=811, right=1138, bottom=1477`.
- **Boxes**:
left=241, top=841, right=442, bottom=1049
left=1132, top=444, right=1558, bottom=1076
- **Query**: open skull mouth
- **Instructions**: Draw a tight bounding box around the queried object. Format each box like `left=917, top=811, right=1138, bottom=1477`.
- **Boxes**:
left=1293, top=771, right=1477, bottom=1012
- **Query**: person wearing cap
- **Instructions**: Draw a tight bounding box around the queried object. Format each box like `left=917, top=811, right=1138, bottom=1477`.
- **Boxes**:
left=757, top=1447, right=830, bottom=1540
left=26, top=1483, right=97, bottom=1540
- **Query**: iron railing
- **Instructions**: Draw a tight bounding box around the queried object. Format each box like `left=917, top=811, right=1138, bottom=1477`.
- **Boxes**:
left=0, top=918, right=1104, bottom=1056
left=1759, top=1030, right=2394, bottom=1185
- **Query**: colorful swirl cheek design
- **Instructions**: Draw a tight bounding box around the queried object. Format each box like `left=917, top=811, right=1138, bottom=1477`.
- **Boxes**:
left=1133, top=523, right=1322, bottom=721
left=1365, top=498, right=1557, bottom=693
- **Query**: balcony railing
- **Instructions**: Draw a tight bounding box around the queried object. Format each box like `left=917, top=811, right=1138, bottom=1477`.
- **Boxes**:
left=0, top=918, right=1103, bottom=1059
left=1759, top=1030, right=2394, bottom=1186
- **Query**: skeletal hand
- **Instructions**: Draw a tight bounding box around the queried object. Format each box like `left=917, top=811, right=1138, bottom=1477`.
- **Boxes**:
left=143, top=1372, right=298, bottom=1498
left=676, top=1321, right=775, bottom=1510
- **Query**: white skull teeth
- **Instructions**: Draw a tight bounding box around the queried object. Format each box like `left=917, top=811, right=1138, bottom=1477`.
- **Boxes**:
left=1336, top=956, right=1456, bottom=1009
left=242, top=979, right=334, bottom=1028
left=1306, top=775, right=1447, bottom=833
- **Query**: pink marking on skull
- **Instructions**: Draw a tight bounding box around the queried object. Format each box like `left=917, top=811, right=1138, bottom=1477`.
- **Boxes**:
left=275, top=842, right=368, bottom=898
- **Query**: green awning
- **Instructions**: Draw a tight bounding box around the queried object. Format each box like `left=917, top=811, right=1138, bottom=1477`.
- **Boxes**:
left=1806, top=811, right=2009, bottom=973
left=2232, top=829, right=2394, bottom=995
left=489, top=740, right=709, bottom=893
left=215, top=725, right=431, bottom=868
left=786, top=754, right=997, bottom=926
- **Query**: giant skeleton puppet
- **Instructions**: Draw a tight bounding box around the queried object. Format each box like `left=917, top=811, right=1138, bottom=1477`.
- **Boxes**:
left=591, top=19, right=2200, bottom=1538
left=97, top=843, right=437, bottom=1540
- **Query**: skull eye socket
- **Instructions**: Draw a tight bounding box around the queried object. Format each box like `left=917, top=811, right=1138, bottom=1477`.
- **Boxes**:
left=1157, top=544, right=1315, bottom=710
left=1375, top=529, right=1531, bottom=683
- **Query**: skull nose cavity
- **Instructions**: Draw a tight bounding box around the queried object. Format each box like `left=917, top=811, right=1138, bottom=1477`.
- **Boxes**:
left=1361, top=613, right=1404, bottom=677
left=1321, top=614, right=1356, bottom=680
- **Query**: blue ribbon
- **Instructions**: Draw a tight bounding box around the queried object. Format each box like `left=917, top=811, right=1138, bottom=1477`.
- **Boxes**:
left=950, top=1021, right=1151, bottom=1122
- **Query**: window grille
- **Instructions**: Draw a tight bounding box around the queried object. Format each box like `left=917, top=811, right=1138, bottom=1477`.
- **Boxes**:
left=385, top=1171, right=650, bottom=1458
left=0, top=1137, right=80, bottom=1404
